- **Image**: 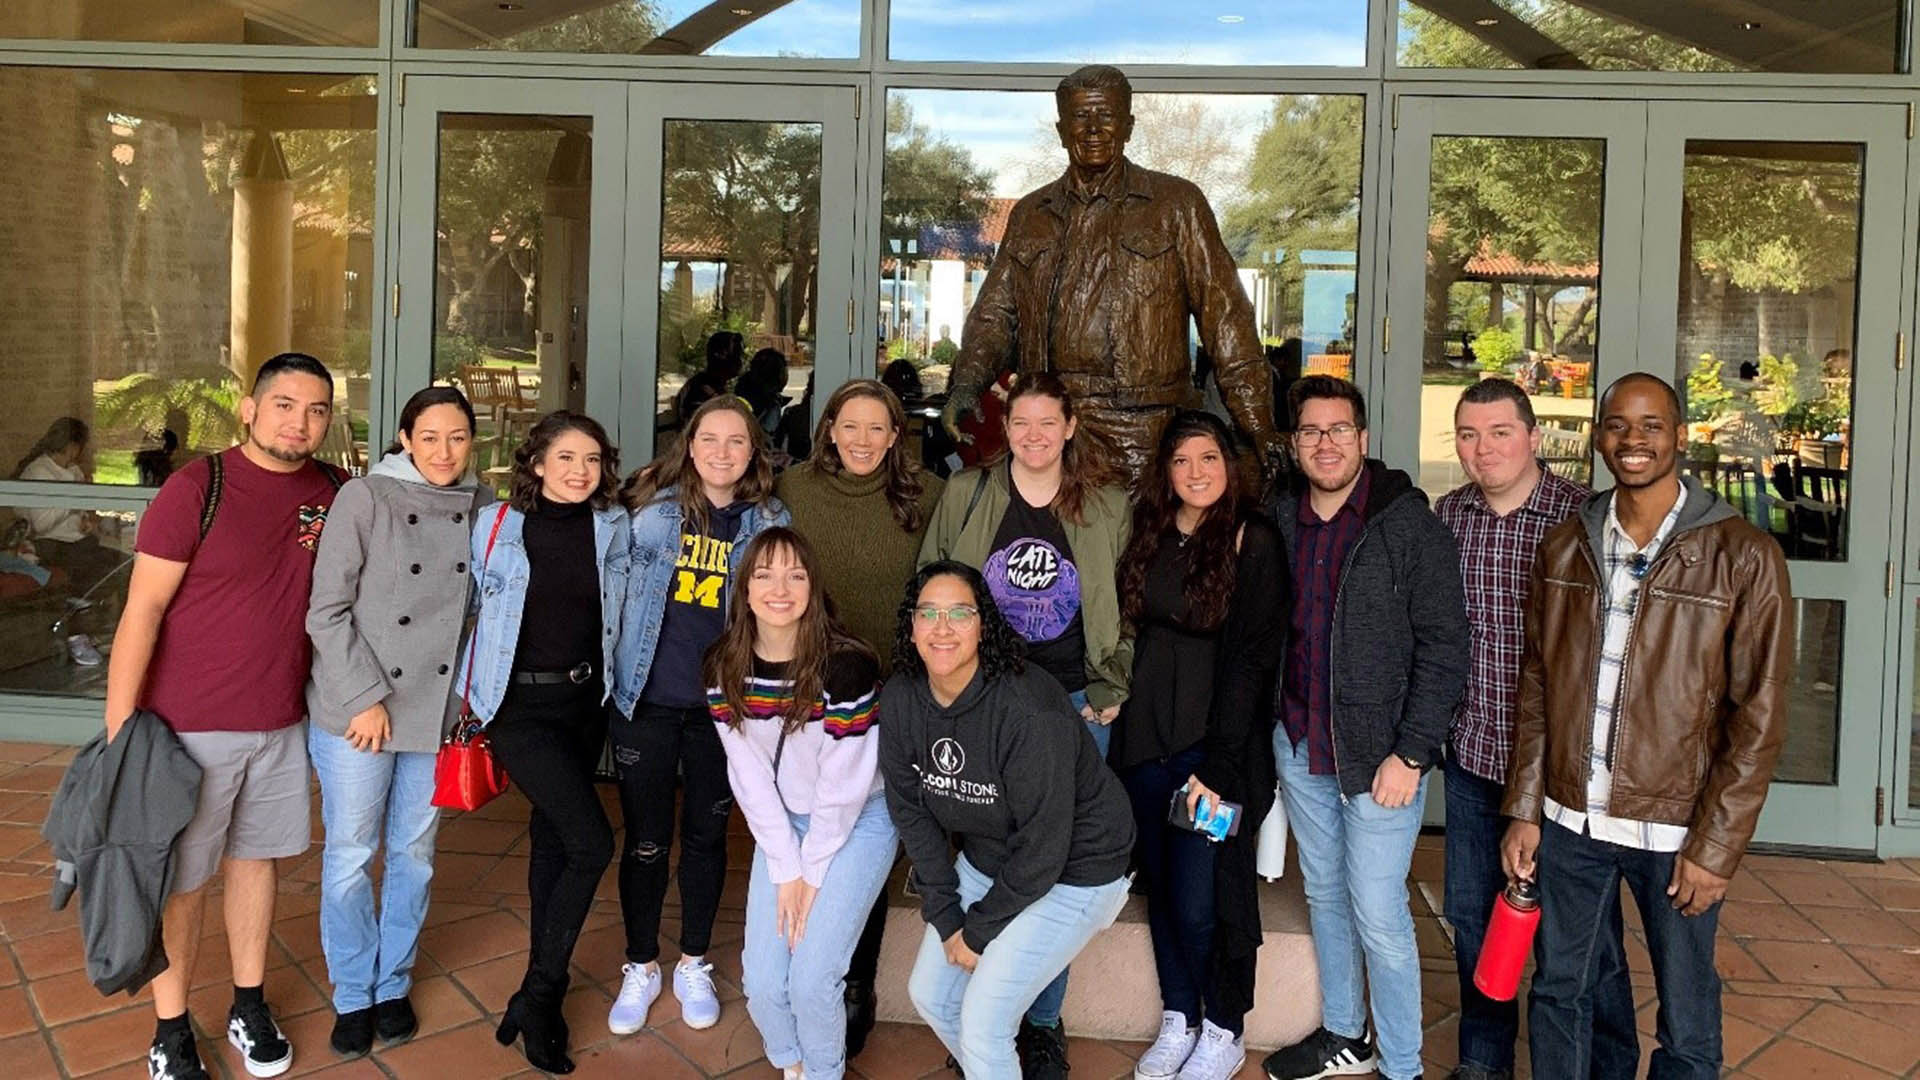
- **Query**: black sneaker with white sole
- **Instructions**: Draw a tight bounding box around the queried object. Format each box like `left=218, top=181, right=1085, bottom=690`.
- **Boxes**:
left=1260, top=1025, right=1378, bottom=1079
left=148, top=1027, right=210, bottom=1080
left=227, top=999, right=294, bottom=1078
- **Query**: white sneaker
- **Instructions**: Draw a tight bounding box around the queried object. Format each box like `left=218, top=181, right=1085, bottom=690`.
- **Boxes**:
left=608, top=962, right=661, bottom=1034
left=1135, top=1010, right=1199, bottom=1079
left=674, top=956, right=721, bottom=1030
left=1176, top=1020, right=1244, bottom=1080
left=67, top=634, right=103, bottom=666
left=781, top=1066, right=806, bottom=1080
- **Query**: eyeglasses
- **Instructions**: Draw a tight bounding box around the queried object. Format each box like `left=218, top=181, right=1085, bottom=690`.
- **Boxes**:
left=1292, top=423, right=1360, bottom=448
left=913, top=604, right=979, bottom=628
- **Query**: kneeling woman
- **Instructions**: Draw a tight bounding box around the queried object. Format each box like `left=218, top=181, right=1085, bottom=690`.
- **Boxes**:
left=882, top=561, right=1134, bottom=1078
left=1111, top=411, right=1286, bottom=1080
left=707, top=527, right=895, bottom=1080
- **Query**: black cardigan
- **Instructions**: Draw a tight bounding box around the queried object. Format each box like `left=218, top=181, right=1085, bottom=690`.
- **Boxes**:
left=1199, top=511, right=1289, bottom=1020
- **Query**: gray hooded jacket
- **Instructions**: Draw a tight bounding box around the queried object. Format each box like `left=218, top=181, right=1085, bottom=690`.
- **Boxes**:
left=305, top=453, right=492, bottom=753
left=42, top=709, right=202, bottom=996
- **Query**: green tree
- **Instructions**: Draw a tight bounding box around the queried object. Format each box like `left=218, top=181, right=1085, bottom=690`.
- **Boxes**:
left=881, top=97, right=994, bottom=250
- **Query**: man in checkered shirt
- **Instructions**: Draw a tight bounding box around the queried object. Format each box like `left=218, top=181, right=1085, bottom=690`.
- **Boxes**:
left=1432, top=378, right=1589, bottom=1080
left=1501, top=374, right=1792, bottom=1080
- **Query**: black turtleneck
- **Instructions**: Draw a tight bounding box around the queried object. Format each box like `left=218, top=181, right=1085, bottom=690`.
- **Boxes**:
left=513, top=494, right=601, bottom=674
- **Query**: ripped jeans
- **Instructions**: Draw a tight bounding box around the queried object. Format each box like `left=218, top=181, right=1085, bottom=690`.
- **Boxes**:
left=613, top=701, right=736, bottom=965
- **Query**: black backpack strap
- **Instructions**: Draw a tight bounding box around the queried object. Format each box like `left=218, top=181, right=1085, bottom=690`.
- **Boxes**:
left=319, top=463, right=347, bottom=491
left=955, top=467, right=991, bottom=551
left=197, top=453, right=225, bottom=544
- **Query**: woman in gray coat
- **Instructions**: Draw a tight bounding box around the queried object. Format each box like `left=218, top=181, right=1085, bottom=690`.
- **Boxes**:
left=304, top=386, right=491, bottom=1058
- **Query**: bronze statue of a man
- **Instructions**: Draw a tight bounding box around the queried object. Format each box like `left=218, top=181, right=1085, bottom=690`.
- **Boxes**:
left=942, top=64, right=1282, bottom=485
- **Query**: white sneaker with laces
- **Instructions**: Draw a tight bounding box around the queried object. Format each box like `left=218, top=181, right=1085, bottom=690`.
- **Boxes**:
left=607, top=962, right=662, bottom=1034
left=674, top=956, right=721, bottom=1030
left=1134, top=1010, right=1199, bottom=1079
left=67, top=634, right=103, bottom=666
left=1176, top=1019, right=1244, bottom=1080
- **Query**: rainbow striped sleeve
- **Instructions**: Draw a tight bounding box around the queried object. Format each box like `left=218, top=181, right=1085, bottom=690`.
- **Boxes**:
left=710, top=675, right=806, bottom=727
left=821, top=681, right=879, bottom=740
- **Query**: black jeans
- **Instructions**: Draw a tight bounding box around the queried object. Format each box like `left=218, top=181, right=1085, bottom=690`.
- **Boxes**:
left=612, top=702, right=734, bottom=964
left=1443, top=759, right=1525, bottom=1073
left=485, top=680, right=613, bottom=1004
left=1121, top=746, right=1238, bottom=1034
left=1529, top=821, right=1722, bottom=1080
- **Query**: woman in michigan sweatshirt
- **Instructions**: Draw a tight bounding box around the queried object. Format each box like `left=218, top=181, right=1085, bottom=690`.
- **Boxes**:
left=879, top=559, right=1134, bottom=1080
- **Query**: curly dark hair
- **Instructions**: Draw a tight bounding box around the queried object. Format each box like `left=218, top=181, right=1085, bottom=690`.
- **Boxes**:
left=891, top=560, right=1027, bottom=682
left=509, top=410, right=621, bottom=512
left=1118, top=410, right=1250, bottom=630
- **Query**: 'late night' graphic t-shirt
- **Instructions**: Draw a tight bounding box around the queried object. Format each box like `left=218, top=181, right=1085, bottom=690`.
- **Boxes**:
left=985, top=479, right=1087, bottom=693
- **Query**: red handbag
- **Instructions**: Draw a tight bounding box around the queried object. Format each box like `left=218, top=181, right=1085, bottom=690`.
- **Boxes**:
left=432, top=504, right=511, bottom=812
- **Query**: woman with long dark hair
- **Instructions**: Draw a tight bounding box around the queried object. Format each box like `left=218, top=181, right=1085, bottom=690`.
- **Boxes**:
left=774, top=378, right=944, bottom=1053
left=705, top=528, right=894, bottom=1080
left=917, top=373, right=1131, bottom=1067
left=882, top=560, right=1133, bottom=1078
left=460, top=410, right=630, bottom=1074
left=1111, top=410, right=1287, bottom=1080
left=305, top=386, right=489, bottom=1057
left=607, top=395, right=789, bottom=1037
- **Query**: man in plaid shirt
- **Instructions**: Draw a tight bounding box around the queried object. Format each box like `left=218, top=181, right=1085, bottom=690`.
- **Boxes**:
left=1432, top=379, right=1588, bottom=1080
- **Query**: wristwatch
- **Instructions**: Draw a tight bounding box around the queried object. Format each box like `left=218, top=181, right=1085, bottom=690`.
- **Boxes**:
left=1395, top=752, right=1429, bottom=772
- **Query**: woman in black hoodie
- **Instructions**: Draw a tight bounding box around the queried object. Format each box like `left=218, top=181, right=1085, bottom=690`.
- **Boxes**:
left=880, top=560, right=1134, bottom=1079
left=1110, top=411, right=1287, bottom=1080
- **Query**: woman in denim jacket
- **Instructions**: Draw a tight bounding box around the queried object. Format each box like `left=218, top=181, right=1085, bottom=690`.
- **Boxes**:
left=606, top=395, right=788, bottom=1038
left=458, top=410, right=630, bottom=1075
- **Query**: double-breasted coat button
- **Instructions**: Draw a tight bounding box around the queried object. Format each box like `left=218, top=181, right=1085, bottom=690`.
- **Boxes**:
left=390, top=667, right=403, bottom=678
left=453, top=512, right=464, bottom=523
left=410, top=564, right=421, bottom=574
left=406, top=513, right=418, bottom=524
left=438, top=664, right=449, bottom=675
left=397, top=615, right=411, bottom=626
left=456, top=562, right=467, bottom=573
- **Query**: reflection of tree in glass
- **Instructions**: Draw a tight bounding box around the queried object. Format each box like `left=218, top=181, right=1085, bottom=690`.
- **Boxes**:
left=481, top=1, right=665, bottom=53
left=660, top=121, right=823, bottom=370
left=1683, top=153, right=1859, bottom=296
left=1400, top=2, right=1740, bottom=71
left=432, top=124, right=574, bottom=355
left=881, top=97, right=994, bottom=255
left=1423, top=136, right=1603, bottom=363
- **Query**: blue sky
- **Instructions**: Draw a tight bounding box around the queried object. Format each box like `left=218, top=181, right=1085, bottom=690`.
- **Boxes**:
left=689, top=0, right=1369, bottom=66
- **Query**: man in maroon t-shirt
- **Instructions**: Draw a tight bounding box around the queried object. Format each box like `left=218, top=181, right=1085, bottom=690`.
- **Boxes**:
left=106, top=353, right=344, bottom=1080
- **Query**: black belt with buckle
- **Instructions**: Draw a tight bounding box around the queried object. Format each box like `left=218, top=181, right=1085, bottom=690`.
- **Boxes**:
left=512, top=661, right=595, bottom=685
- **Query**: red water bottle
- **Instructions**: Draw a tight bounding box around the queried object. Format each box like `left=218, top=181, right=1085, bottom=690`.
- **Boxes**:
left=1473, top=879, right=1541, bottom=1002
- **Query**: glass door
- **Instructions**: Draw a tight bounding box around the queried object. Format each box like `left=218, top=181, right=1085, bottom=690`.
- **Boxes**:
left=1384, top=97, right=1649, bottom=503
left=394, top=77, right=631, bottom=482
left=1638, top=101, right=1908, bottom=851
left=622, top=83, right=858, bottom=459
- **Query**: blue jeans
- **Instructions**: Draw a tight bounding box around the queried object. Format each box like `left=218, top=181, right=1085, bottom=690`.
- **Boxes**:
left=1276, top=733, right=1428, bottom=1080
left=909, top=854, right=1130, bottom=1079
left=1443, top=759, right=1523, bottom=1073
left=1529, top=821, right=1721, bottom=1080
left=1025, top=690, right=1104, bottom=1028
left=741, top=794, right=898, bottom=1080
left=1122, top=746, right=1234, bottom=1032
left=309, top=725, right=442, bottom=1013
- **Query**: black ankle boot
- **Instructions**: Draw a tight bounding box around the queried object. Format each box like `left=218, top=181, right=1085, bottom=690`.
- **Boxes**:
left=844, top=977, right=876, bottom=1058
left=495, top=991, right=575, bottom=1074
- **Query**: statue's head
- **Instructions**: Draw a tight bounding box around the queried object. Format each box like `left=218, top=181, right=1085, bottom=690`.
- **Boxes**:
left=1054, top=64, right=1134, bottom=173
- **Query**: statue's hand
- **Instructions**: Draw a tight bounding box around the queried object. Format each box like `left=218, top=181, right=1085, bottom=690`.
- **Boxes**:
left=940, top=398, right=977, bottom=446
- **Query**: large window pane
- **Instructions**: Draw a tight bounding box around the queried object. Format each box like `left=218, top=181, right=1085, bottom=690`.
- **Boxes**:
left=890, top=1, right=1366, bottom=65
left=0, top=502, right=139, bottom=700
left=1398, top=1, right=1903, bottom=74
left=415, top=0, right=859, bottom=58
left=0, top=1, right=378, bottom=47
left=430, top=115, right=593, bottom=489
left=1418, top=136, right=1602, bottom=500
left=1674, top=141, right=1861, bottom=563
left=880, top=90, right=1363, bottom=471
left=0, top=69, right=377, bottom=489
left=656, top=120, right=822, bottom=459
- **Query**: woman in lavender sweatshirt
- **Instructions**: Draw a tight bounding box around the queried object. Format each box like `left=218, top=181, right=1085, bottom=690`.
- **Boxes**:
left=703, top=527, right=895, bottom=1080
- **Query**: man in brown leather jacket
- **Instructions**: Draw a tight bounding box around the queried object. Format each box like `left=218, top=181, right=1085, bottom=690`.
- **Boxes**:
left=1500, top=373, right=1792, bottom=1080
left=941, top=64, right=1281, bottom=487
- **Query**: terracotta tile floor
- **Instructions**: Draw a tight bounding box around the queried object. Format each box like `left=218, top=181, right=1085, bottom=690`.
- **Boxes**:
left=4, top=739, right=1920, bottom=1078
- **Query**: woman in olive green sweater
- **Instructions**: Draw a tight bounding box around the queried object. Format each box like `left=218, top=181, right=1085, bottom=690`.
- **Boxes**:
left=773, top=376, right=942, bottom=1059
